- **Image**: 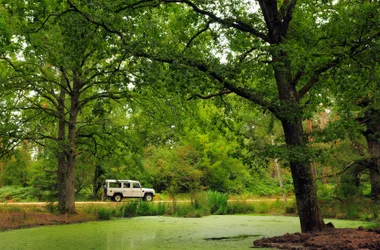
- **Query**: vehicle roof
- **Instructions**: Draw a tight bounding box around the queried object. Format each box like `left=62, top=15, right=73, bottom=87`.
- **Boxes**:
left=105, top=179, right=139, bottom=183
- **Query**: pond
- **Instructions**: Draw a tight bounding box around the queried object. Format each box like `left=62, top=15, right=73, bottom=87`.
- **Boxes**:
left=0, top=215, right=369, bottom=250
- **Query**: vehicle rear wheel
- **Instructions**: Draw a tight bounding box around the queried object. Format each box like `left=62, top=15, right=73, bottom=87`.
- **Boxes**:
left=113, top=194, right=123, bottom=202
left=144, top=194, right=153, bottom=202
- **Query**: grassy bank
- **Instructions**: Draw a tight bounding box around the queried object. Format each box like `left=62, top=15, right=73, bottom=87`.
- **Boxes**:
left=1, top=190, right=379, bottom=228
left=85, top=192, right=294, bottom=220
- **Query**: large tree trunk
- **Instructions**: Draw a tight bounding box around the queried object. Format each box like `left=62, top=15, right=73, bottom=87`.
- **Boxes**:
left=368, top=155, right=380, bottom=200
left=58, top=75, right=81, bottom=214
left=282, top=119, right=325, bottom=232
left=57, top=86, right=68, bottom=213
left=361, top=102, right=380, bottom=200
left=274, top=59, right=325, bottom=232
left=64, top=79, right=80, bottom=214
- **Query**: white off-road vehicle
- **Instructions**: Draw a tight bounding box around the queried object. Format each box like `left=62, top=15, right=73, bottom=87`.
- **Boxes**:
left=104, top=179, right=155, bottom=202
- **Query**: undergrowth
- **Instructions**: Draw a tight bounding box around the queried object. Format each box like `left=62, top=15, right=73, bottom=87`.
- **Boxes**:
left=0, top=186, right=41, bottom=202
left=86, top=191, right=292, bottom=220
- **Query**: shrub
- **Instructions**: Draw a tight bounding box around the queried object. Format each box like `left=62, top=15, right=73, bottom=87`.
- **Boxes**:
left=346, top=203, right=360, bottom=219
left=155, top=202, right=168, bottom=215
left=120, top=202, right=139, bottom=218
left=137, top=201, right=156, bottom=216
left=226, top=201, right=255, bottom=214
left=96, top=208, right=113, bottom=220
left=207, top=191, right=228, bottom=215
left=0, top=186, right=41, bottom=202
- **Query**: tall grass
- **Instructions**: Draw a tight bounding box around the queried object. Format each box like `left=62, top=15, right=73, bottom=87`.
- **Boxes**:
left=207, top=191, right=228, bottom=215
left=87, top=192, right=292, bottom=220
left=96, top=208, right=113, bottom=220
left=91, top=201, right=170, bottom=219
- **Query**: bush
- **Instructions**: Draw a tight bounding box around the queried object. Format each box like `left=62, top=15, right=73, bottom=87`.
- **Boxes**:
left=96, top=208, right=113, bottom=220
left=120, top=202, right=139, bottom=218
left=207, top=191, right=228, bottom=215
left=227, top=201, right=255, bottom=214
left=171, top=203, right=209, bottom=218
left=118, top=201, right=169, bottom=218
left=0, top=186, right=41, bottom=202
left=155, top=202, right=168, bottom=215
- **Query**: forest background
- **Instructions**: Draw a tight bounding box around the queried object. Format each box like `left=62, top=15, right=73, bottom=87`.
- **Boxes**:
left=0, top=0, right=379, bottom=232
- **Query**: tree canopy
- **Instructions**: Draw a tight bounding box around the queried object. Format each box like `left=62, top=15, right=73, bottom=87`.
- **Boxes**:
left=0, top=0, right=379, bottom=233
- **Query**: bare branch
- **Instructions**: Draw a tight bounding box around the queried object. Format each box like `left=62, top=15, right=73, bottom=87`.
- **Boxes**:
left=239, top=46, right=258, bottom=63
left=187, top=89, right=232, bottom=100
left=183, top=21, right=212, bottom=52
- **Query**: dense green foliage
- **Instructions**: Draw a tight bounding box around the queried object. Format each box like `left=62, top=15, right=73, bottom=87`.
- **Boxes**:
left=0, top=0, right=380, bottom=231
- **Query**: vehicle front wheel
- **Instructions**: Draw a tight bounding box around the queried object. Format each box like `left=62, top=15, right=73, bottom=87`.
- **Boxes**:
left=144, top=194, right=153, bottom=202
left=113, top=194, right=123, bottom=202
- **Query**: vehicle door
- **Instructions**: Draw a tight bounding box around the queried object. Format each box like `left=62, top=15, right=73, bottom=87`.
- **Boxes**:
left=108, top=182, right=122, bottom=197
left=131, top=182, right=143, bottom=197
left=122, top=182, right=132, bottom=197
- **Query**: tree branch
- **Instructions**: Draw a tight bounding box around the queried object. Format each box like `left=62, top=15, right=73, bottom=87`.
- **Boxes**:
left=292, top=68, right=304, bottom=87
left=133, top=50, right=281, bottom=117
left=78, top=91, right=132, bottom=109
left=314, top=161, right=355, bottom=181
left=183, top=21, right=212, bottom=52
left=164, top=0, right=270, bottom=43
left=116, top=0, right=161, bottom=12
left=30, top=9, right=76, bottom=33
left=67, top=0, right=125, bottom=40
left=297, top=57, right=341, bottom=99
left=280, top=0, right=297, bottom=37
left=187, top=89, right=232, bottom=100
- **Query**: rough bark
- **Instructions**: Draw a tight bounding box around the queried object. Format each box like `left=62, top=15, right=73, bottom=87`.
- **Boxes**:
left=64, top=77, right=81, bottom=214
left=282, top=118, right=325, bottom=232
left=57, top=86, right=68, bottom=213
left=363, top=106, right=380, bottom=200
left=274, top=58, right=325, bottom=232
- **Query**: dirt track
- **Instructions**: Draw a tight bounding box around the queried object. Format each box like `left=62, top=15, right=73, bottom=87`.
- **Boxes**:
left=0, top=198, right=287, bottom=206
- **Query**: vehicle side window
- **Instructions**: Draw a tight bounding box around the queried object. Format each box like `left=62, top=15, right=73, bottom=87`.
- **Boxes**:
left=109, top=182, right=121, bottom=188
left=133, top=183, right=141, bottom=188
left=124, top=183, right=131, bottom=188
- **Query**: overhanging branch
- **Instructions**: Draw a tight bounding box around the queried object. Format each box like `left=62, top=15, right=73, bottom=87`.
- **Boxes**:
left=79, top=91, right=133, bottom=109
left=187, top=89, right=232, bottom=100
left=183, top=21, right=212, bottom=52
left=115, top=0, right=270, bottom=43
left=133, top=50, right=280, bottom=116
left=164, top=0, right=270, bottom=43
left=297, top=57, right=341, bottom=100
